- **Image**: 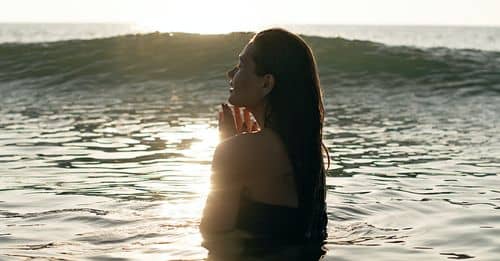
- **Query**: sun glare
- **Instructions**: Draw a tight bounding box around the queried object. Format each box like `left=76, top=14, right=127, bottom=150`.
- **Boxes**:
left=155, top=125, right=218, bottom=219
left=188, top=127, right=219, bottom=160
left=133, top=0, right=264, bottom=34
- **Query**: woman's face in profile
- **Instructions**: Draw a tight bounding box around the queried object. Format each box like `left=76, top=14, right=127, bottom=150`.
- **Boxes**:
left=227, top=42, right=266, bottom=108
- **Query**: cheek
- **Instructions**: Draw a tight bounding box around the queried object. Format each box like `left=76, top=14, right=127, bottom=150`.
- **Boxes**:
left=232, top=71, right=247, bottom=88
left=228, top=71, right=263, bottom=106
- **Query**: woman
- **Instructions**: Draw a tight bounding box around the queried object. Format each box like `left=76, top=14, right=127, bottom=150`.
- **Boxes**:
left=200, top=28, right=329, bottom=256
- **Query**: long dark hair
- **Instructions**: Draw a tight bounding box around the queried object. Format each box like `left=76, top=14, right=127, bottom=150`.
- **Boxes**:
left=250, top=28, right=329, bottom=240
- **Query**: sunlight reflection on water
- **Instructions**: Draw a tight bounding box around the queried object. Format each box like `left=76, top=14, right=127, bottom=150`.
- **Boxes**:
left=0, top=76, right=499, bottom=260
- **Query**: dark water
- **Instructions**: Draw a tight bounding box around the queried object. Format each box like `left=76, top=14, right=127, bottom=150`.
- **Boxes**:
left=1, top=33, right=499, bottom=260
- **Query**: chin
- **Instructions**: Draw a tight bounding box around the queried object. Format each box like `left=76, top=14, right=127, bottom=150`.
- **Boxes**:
left=228, top=93, right=256, bottom=108
left=228, top=95, right=243, bottom=107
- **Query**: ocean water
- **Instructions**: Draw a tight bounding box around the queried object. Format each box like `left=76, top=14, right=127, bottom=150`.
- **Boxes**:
left=0, top=24, right=500, bottom=260
left=2, top=23, right=500, bottom=51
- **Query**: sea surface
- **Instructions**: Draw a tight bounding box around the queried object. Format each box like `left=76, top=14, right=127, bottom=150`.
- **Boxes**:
left=0, top=24, right=499, bottom=260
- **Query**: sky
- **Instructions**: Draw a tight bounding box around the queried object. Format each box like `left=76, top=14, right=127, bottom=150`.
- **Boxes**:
left=1, top=0, right=499, bottom=31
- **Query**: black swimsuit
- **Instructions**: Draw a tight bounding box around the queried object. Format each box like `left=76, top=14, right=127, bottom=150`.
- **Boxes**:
left=202, top=189, right=327, bottom=258
left=236, top=191, right=303, bottom=241
left=234, top=190, right=327, bottom=258
left=235, top=188, right=328, bottom=238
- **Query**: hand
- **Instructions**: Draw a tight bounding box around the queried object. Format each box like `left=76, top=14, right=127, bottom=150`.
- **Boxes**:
left=218, top=103, right=259, bottom=140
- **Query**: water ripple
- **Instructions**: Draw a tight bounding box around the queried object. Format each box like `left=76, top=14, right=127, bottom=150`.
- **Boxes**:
left=1, top=76, right=499, bottom=260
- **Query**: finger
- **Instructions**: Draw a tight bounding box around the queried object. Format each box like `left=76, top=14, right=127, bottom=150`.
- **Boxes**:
left=218, top=110, right=223, bottom=129
left=222, top=104, right=234, bottom=125
left=221, top=104, right=237, bottom=138
left=241, top=121, right=248, bottom=133
left=233, top=106, right=243, bottom=133
left=252, top=120, right=259, bottom=131
left=243, top=108, right=253, bottom=132
left=218, top=110, right=224, bottom=123
left=224, top=104, right=237, bottom=133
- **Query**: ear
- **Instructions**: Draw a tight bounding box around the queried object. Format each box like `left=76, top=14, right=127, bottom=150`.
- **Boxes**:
left=261, top=74, right=275, bottom=96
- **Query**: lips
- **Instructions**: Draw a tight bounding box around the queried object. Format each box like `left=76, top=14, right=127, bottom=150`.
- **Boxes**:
left=229, top=88, right=234, bottom=92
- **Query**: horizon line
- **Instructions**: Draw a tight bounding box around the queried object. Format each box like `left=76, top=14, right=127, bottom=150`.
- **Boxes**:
left=0, top=21, right=500, bottom=28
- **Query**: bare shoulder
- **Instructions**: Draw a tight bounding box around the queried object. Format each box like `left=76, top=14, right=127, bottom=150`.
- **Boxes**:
left=213, top=131, right=263, bottom=169
left=213, top=129, right=291, bottom=177
left=215, top=130, right=273, bottom=158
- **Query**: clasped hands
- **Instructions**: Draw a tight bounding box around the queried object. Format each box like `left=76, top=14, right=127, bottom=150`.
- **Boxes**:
left=218, top=103, right=260, bottom=140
